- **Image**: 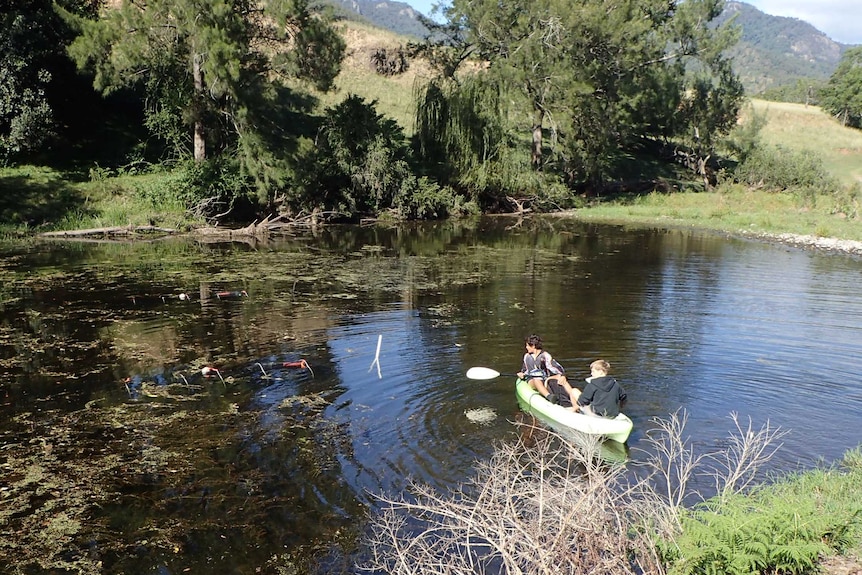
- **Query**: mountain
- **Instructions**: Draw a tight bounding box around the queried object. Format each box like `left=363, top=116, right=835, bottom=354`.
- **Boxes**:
left=328, top=0, right=431, bottom=39
left=326, top=0, right=852, bottom=95
left=717, top=2, right=850, bottom=94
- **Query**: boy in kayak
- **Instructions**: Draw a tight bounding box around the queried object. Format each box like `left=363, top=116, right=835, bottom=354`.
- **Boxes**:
left=576, top=359, right=626, bottom=417
left=517, top=334, right=580, bottom=407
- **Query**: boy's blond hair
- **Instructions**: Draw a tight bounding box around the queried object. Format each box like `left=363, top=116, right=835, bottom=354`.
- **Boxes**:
left=590, top=359, right=610, bottom=374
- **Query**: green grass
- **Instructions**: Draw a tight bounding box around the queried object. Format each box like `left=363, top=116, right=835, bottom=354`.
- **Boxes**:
left=751, top=99, right=862, bottom=187
left=576, top=183, right=862, bottom=241
left=574, top=99, right=862, bottom=241
left=0, top=166, right=198, bottom=235
left=314, top=20, right=427, bottom=133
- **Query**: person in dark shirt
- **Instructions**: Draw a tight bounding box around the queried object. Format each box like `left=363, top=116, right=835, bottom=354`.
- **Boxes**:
left=576, top=359, right=626, bottom=418
left=517, top=334, right=580, bottom=407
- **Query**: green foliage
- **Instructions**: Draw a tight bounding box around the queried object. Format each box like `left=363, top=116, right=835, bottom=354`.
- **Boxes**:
left=437, top=0, right=744, bottom=188
left=830, top=182, right=861, bottom=220
left=820, top=46, right=862, bottom=129
left=0, top=0, right=98, bottom=162
left=67, top=0, right=345, bottom=204
left=723, top=102, right=767, bottom=163
left=413, top=76, right=508, bottom=188
left=758, top=79, right=825, bottom=105
left=658, top=465, right=862, bottom=575
left=733, top=144, right=840, bottom=194
left=393, top=178, right=478, bottom=220
left=293, top=95, right=469, bottom=219
left=139, top=157, right=254, bottom=221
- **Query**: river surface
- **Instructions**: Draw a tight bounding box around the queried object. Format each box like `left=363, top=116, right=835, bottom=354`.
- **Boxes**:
left=1, top=217, right=861, bottom=573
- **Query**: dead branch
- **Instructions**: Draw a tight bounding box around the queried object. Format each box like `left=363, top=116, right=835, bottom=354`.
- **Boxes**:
left=39, top=225, right=178, bottom=238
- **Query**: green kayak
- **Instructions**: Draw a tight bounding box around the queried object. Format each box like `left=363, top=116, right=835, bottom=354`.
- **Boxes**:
left=515, top=378, right=633, bottom=444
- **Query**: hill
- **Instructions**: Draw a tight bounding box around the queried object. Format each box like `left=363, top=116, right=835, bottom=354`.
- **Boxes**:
left=328, top=0, right=431, bottom=39
left=326, top=0, right=855, bottom=96
left=718, top=2, right=851, bottom=94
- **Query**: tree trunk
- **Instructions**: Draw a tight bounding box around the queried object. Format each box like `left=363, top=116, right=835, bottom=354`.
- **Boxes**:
left=193, top=52, right=206, bottom=162
left=531, top=106, right=543, bottom=170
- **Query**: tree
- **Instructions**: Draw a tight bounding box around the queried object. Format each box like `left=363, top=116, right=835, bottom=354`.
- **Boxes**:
left=434, top=0, right=743, bottom=188
left=0, top=0, right=99, bottom=163
left=449, top=0, right=569, bottom=169
left=820, top=46, right=862, bottom=129
left=66, top=0, right=345, bottom=205
left=294, top=95, right=420, bottom=218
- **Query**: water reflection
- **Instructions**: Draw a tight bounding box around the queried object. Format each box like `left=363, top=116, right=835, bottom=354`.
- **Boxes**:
left=1, top=219, right=861, bottom=573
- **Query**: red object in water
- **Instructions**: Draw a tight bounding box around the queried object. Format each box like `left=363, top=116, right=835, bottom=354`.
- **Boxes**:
left=201, top=366, right=220, bottom=376
left=216, top=290, right=248, bottom=299
left=283, top=360, right=309, bottom=369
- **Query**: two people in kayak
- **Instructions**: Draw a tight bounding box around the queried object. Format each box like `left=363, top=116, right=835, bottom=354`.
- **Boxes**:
left=517, top=334, right=626, bottom=418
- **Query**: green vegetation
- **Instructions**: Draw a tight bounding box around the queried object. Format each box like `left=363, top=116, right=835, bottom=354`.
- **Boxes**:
left=574, top=98, right=862, bottom=240
left=0, top=0, right=746, bottom=226
left=659, top=454, right=862, bottom=575
left=821, top=47, right=862, bottom=129
left=0, top=164, right=202, bottom=235
left=1, top=1, right=861, bottom=238
left=366, top=413, right=862, bottom=575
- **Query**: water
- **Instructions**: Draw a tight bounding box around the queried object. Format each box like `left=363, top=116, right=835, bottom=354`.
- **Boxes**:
left=1, top=218, right=861, bottom=573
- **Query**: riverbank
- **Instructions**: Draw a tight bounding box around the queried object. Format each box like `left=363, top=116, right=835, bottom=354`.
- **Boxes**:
left=569, top=183, right=862, bottom=257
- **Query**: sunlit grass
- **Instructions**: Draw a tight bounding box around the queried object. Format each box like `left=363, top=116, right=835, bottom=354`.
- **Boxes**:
left=751, top=99, right=862, bottom=186
left=312, top=21, right=432, bottom=134
left=0, top=166, right=197, bottom=234
left=578, top=184, right=862, bottom=241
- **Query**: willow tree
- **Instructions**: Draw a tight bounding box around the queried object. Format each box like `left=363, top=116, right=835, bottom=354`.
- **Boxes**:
left=448, top=0, right=569, bottom=170
left=442, top=0, right=742, bottom=187
left=65, top=0, right=344, bottom=204
left=414, top=76, right=507, bottom=189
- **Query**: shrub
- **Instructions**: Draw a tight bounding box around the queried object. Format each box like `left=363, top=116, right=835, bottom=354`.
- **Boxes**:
left=364, top=430, right=662, bottom=575
left=733, top=144, right=840, bottom=193
left=830, top=182, right=861, bottom=220
left=137, top=157, right=254, bottom=222
left=292, top=95, right=472, bottom=220
left=369, top=47, right=409, bottom=76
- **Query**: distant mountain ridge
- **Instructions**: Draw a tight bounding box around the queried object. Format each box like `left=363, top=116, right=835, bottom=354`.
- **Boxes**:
left=718, top=1, right=850, bottom=93
left=329, top=0, right=431, bottom=39
left=328, top=0, right=854, bottom=95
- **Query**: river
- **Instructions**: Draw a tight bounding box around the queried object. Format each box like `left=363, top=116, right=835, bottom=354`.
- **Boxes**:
left=1, top=217, right=860, bottom=573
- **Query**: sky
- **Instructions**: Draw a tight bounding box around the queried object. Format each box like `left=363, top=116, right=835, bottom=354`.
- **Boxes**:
left=402, top=0, right=862, bottom=46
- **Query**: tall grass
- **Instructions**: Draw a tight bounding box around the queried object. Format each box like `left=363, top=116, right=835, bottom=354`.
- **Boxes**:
left=750, top=99, right=862, bottom=187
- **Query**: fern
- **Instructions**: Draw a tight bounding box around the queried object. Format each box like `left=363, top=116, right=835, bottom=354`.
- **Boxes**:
left=659, top=464, right=862, bottom=575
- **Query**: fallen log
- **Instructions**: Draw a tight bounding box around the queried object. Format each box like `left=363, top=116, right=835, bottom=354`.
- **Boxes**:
left=39, top=225, right=179, bottom=238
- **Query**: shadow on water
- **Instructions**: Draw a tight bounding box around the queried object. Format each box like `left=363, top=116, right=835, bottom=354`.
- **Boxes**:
left=1, top=217, right=862, bottom=572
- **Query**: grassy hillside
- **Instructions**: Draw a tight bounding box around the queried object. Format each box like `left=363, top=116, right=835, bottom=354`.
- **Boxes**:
left=751, top=99, right=862, bottom=186
left=317, top=20, right=430, bottom=133
left=577, top=100, right=862, bottom=242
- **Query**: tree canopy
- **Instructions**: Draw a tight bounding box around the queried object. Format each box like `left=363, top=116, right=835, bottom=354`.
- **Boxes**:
left=421, top=0, right=743, bottom=190
left=821, top=46, right=862, bottom=129
left=66, top=0, right=345, bottom=206
left=0, top=0, right=102, bottom=163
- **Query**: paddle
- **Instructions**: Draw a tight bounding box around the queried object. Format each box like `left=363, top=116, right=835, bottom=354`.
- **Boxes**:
left=465, top=367, right=523, bottom=380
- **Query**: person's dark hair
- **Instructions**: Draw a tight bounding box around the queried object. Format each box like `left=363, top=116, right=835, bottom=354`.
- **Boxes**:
left=525, top=334, right=543, bottom=349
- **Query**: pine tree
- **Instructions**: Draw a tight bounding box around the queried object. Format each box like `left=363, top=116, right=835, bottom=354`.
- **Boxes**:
left=66, top=0, right=345, bottom=204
